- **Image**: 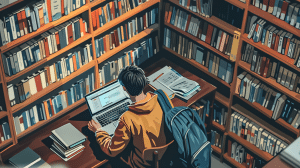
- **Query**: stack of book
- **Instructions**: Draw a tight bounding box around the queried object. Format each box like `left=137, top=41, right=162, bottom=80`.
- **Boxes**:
left=2, top=16, right=89, bottom=77
left=94, top=8, right=158, bottom=58
left=91, top=0, right=152, bottom=31
left=245, top=15, right=300, bottom=67
left=0, top=0, right=87, bottom=47
left=236, top=71, right=300, bottom=128
left=175, top=0, right=213, bottom=17
left=213, top=102, right=228, bottom=126
left=50, top=123, right=86, bottom=161
left=230, top=111, right=288, bottom=156
left=99, top=35, right=158, bottom=86
left=227, top=140, right=267, bottom=167
left=242, top=45, right=300, bottom=91
left=210, top=130, right=223, bottom=148
left=250, top=0, right=300, bottom=30
left=164, top=28, right=234, bottom=84
left=13, top=71, right=95, bottom=135
left=9, top=147, right=50, bottom=168
left=0, top=120, right=12, bottom=143
left=213, top=0, right=244, bottom=28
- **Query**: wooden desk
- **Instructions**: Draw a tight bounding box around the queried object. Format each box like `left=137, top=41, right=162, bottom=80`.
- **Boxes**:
left=263, top=155, right=293, bottom=168
left=2, top=55, right=216, bottom=167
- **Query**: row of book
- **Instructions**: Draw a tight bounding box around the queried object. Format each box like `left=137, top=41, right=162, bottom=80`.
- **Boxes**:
left=190, top=99, right=210, bottom=124
left=7, top=45, right=93, bottom=107
left=13, top=71, right=95, bottom=134
left=0, top=120, right=11, bottom=143
left=211, top=130, right=223, bottom=149
left=230, top=111, right=288, bottom=157
left=246, top=15, right=300, bottom=66
left=164, top=28, right=234, bottom=84
left=91, top=0, right=151, bottom=31
left=236, top=72, right=300, bottom=128
left=242, top=43, right=300, bottom=92
left=250, top=0, right=300, bottom=30
left=0, top=0, right=87, bottom=46
left=94, top=8, right=158, bottom=58
left=213, top=0, right=244, bottom=29
left=227, top=139, right=267, bottom=167
left=99, top=35, right=158, bottom=86
left=176, top=0, right=213, bottom=17
left=165, top=4, right=240, bottom=61
left=213, top=102, right=228, bottom=126
left=2, top=16, right=89, bottom=77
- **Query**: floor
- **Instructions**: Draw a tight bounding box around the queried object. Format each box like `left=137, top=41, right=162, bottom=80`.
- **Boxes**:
left=211, top=154, right=232, bottom=168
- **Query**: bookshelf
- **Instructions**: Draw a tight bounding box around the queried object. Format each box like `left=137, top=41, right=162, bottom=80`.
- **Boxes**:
left=162, top=0, right=300, bottom=167
left=0, top=0, right=161, bottom=163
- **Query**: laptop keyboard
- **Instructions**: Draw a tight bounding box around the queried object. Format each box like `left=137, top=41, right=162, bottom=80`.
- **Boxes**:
left=97, top=102, right=130, bottom=127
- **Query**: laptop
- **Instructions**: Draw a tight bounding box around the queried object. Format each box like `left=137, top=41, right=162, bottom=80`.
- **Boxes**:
left=85, top=81, right=132, bottom=135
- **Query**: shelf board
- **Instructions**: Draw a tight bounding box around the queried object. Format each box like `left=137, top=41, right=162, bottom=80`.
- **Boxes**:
left=0, top=5, right=90, bottom=53
left=248, top=5, right=300, bottom=38
left=228, top=132, right=273, bottom=161
left=93, top=0, right=159, bottom=38
left=0, top=138, right=13, bottom=152
left=165, top=23, right=232, bottom=62
left=168, top=0, right=241, bottom=35
left=97, top=24, right=159, bottom=64
left=212, top=121, right=226, bottom=132
left=0, top=0, right=24, bottom=12
left=215, top=92, right=230, bottom=107
left=17, top=98, right=86, bottom=140
left=0, top=112, right=7, bottom=119
left=224, top=0, right=246, bottom=9
left=163, top=46, right=231, bottom=88
left=6, top=34, right=92, bottom=83
left=241, top=34, right=300, bottom=73
left=231, top=103, right=293, bottom=144
left=223, top=153, right=247, bottom=168
left=239, top=61, right=300, bottom=104
left=89, top=0, right=105, bottom=8
left=11, top=61, right=95, bottom=114
left=212, top=145, right=222, bottom=155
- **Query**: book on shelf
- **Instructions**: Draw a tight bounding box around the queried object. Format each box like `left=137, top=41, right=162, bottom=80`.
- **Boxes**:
left=13, top=71, right=95, bottom=134
left=148, top=65, right=201, bottom=101
left=0, top=0, right=87, bottom=47
left=191, top=100, right=210, bottom=124
left=164, top=27, right=234, bottom=84
left=9, top=147, right=51, bottom=168
left=177, top=0, right=213, bottom=17
left=213, top=102, right=228, bottom=126
left=227, top=139, right=267, bottom=167
left=210, top=130, right=223, bottom=149
left=50, top=123, right=86, bottom=161
left=230, top=111, right=289, bottom=157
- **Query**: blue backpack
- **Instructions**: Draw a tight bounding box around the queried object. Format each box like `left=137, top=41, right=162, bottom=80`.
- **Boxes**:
left=155, top=89, right=211, bottom=168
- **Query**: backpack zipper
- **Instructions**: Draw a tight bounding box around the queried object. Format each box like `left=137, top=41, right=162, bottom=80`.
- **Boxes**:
left=170, top=108, right=189, bottom=126
left=191, top=141, right=210, bottom=164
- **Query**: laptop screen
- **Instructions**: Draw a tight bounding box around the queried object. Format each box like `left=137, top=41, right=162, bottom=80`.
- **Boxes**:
left=86, top=81, right=128, bottom=114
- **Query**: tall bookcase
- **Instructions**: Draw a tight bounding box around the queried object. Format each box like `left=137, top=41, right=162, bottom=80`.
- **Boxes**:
left=0, top=0, right=161, bottom=163
left=161, top=0, right=300, bottom=167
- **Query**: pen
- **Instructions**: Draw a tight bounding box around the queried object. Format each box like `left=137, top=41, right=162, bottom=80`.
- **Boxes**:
left=153, top=73, right=164, bottom=82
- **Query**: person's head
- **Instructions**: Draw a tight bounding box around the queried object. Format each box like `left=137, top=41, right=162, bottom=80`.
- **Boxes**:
left=118, top=65, right=149, bottom=96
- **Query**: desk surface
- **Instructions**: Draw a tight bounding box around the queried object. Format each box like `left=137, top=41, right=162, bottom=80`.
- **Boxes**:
left=3, top=56, right=216, bottom=168
left=263, top=155, right=293, bottom=168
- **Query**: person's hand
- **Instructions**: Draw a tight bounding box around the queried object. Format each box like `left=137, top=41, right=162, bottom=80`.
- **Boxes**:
left=88, top=120, right=102, bottom=132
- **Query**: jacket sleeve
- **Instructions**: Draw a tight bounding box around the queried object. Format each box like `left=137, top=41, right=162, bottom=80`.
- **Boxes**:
left=95, top=118, right=131, bottom=157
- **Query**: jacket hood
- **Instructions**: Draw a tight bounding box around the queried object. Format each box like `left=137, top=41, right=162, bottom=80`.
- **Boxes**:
left=128, top=92, right=158, bottom=113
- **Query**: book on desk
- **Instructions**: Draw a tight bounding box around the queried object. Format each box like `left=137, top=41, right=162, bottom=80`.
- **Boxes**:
left=148, top=66, right=201, bottom=101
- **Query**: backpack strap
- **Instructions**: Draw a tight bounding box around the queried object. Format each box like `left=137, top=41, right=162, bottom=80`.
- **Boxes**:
left=155, top=89, right=172, bottom=114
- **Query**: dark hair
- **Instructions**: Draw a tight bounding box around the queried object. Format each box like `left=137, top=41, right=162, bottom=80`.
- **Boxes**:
left=118, top=65, right=149, bottom=96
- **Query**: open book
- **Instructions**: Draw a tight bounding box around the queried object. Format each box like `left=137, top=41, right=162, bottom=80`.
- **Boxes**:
left=148, top=66, right=201, bottom=101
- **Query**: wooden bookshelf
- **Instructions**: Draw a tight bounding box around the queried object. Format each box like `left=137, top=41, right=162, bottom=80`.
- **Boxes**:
left=248, top=5, right=300, bottom=38
left=97, top=24, right=159, bottom=64
left=241, top=34, right=300, bottom=73
left=212, top=121, right=226, bottom=132
left=223, top=153, right=247, bottom=168
left=215, top=92, right=230, bottom=108
left=239, top=61, right=300, bottom=104
left=163, top=46, right=232, bottom=88
left=165, top=22, right=232, bottom=62
left=224, top=0, right=246, bottom=9
left=0, top=139, right=13, bottom=152
left=0, top=112, right=7, bottom=120
left=168, top=0, right=241, bottom=35
left=212, top=145, right=222, bottom=155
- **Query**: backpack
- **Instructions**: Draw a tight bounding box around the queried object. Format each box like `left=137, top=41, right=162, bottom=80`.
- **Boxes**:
left=155, top=89, right=211, bottom=168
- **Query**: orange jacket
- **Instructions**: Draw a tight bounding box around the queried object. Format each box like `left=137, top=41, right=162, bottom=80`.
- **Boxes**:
left=95, top=91, right=174, bottom=168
